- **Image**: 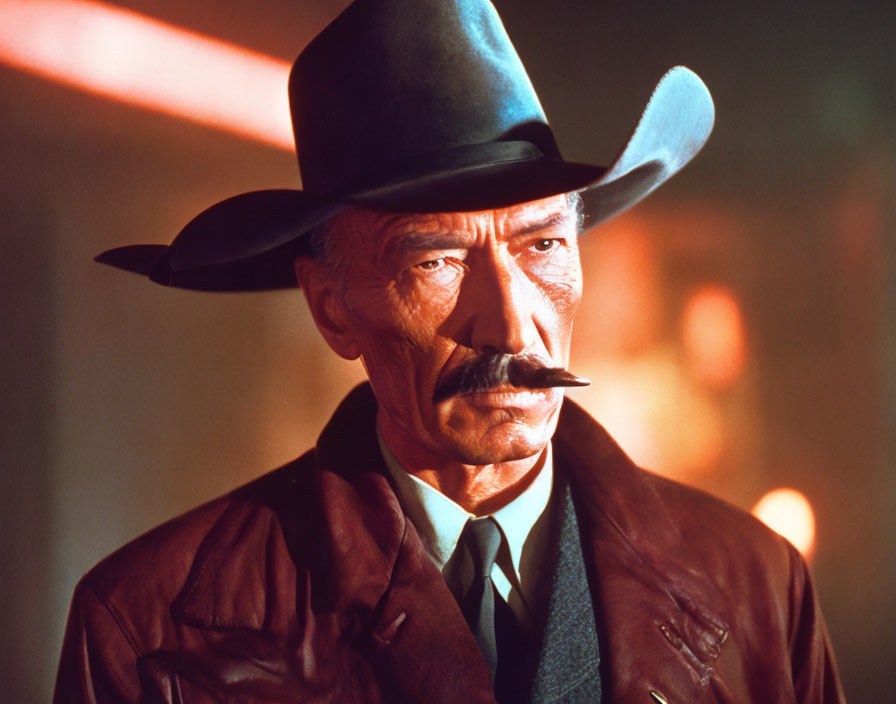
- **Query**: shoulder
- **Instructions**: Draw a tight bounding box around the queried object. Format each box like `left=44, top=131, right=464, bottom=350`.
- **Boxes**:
left=75, top=451, right=317, bottom=652
left=555, top=399, right=849, bottom=699
left=637, top=464, right=799, bottom=586
left=556, top=396, right=800, bottom=601
left=644, top=462, right=792, bottom=552
left=586, top=440, right=844, bottom=701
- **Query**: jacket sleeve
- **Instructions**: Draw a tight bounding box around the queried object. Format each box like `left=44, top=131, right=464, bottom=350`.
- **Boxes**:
left=787, top=545, right=846, bottom=703
left=54, top=580, right=143, bottom=704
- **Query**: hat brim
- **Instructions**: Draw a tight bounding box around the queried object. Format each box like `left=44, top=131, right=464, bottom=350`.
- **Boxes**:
left=97, top=66, right=713, bottom=291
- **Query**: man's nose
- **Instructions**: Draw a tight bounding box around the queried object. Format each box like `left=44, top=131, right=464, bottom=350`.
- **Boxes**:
left=467, top=254, right=539, bottom=356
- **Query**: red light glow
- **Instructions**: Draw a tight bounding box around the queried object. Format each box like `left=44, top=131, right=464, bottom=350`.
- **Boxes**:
left=0, top=0, right=293, bottom=149
left=681, top=284, right=746, bottom=389
left=752, top=488, right=816, bottom=559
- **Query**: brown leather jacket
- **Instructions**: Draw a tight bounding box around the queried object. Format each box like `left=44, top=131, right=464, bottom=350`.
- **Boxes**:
left=55, top=385, right=845, bottom=703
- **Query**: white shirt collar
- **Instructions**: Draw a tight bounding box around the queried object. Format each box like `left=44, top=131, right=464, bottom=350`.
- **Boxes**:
left=377, top=432, right=554, bottom=587
left=490, top=444, right=553, bottom=583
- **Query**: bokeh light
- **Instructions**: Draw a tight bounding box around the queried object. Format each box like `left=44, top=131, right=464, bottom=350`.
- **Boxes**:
left=752, top=488, right=816, bottom=559
left=681, top=284, right=747, bottom=389
left=578, top=218, right=662, bottom=357
left=568, top=351, right=728, bottom=480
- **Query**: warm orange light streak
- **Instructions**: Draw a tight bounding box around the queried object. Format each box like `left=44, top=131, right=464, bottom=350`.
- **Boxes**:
left=752, top=488, right=816, bottom=559
left=681, top=284, right=747, bottom=389
left=0, top=0, right=294, bottom=150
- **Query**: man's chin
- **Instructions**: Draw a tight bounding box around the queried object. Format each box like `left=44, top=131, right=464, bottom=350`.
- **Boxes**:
left=446, top=442, right=546, bottom=467
left=436, top=419, right=555, bottom=466
left=430, top=391, right=560, bottom=463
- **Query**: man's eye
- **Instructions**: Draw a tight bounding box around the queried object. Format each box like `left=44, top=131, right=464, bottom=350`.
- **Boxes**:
left=416, top=258, right=445, bottom=271
left=532, top=238, right=560, bottom=252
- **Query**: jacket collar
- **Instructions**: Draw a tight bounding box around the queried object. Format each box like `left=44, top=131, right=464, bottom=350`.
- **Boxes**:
left=172, top=384, right=730, bottom=701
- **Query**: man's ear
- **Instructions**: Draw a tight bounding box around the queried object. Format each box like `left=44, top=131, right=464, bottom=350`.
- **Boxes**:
left=293, top=256, right=361, bottom=361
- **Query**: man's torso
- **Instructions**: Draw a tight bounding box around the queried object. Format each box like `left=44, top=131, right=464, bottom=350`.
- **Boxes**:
left=54, top=385, right=844, bottom=703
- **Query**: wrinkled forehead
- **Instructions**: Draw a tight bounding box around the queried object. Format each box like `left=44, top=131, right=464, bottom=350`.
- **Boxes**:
left=323, top=193, right=578, bottom=260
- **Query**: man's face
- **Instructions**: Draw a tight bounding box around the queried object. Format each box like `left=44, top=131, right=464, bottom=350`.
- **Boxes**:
left=298, top=194, right=583, bottom=467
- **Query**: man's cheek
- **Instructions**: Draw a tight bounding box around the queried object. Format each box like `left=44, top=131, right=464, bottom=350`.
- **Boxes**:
left=361, top=347, right=420, bottom=409
left=542, top=279, right=583, bottom=328
left=357, top=326, right=428, bottom=390
left=393, top=294, right=455, bottom=351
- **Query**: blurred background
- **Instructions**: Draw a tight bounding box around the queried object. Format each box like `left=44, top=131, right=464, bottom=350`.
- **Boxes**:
left=1, top=0, right=893, bottom=700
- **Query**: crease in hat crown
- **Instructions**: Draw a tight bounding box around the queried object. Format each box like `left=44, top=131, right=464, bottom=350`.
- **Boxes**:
left=95, top=0, right=715, bottom=292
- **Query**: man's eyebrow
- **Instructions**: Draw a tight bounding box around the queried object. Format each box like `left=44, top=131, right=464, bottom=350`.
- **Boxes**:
left=380, top=210, right=575, bottom=258
left=513, top=211, right=575, bottom=237
left=381, top=231, right=471, bottom=258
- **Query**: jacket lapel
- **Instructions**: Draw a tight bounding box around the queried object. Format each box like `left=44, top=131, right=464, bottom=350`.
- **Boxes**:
left=312, top=389, right=496, bottom=702
left=554, top=398, right=731, bottom=703
left=360, top=517, right=497, bottom=703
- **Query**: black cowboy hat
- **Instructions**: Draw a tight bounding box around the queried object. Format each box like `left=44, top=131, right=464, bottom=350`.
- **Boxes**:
left=97, top=0, right=714, bottom=291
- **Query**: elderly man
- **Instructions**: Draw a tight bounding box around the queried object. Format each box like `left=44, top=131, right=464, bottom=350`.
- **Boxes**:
left=55, top=0, right=844, bottom=702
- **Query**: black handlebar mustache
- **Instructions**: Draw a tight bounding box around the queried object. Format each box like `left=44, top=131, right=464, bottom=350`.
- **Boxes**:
left=433, top=353, right=590, bottom=403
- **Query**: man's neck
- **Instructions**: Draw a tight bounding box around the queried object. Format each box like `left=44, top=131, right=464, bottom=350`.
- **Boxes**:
left=407, top=454, right=547, bottom=516
left=377, top=418, right=548, bottom=515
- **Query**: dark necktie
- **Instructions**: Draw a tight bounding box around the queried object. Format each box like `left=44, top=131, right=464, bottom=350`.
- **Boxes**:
left=459, top=516, right=503, bottom=675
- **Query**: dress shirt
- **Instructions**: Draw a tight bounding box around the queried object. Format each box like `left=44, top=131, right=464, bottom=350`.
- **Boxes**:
left=378, top=434, right=554, bottom=631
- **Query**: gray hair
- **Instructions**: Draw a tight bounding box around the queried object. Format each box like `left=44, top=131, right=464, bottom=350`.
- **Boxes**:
left=308, top=214, right=341, bottom=263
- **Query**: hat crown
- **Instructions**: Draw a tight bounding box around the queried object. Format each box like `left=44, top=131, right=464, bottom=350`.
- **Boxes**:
left=289, top=0, right=559, bottom=195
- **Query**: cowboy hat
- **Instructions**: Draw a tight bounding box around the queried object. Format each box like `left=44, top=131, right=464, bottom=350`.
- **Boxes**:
left=96, top=0, right=714, bottom=291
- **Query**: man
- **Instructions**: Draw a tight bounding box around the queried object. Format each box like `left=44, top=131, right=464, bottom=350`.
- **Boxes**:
left=55, top=0, right=845, bottom=702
